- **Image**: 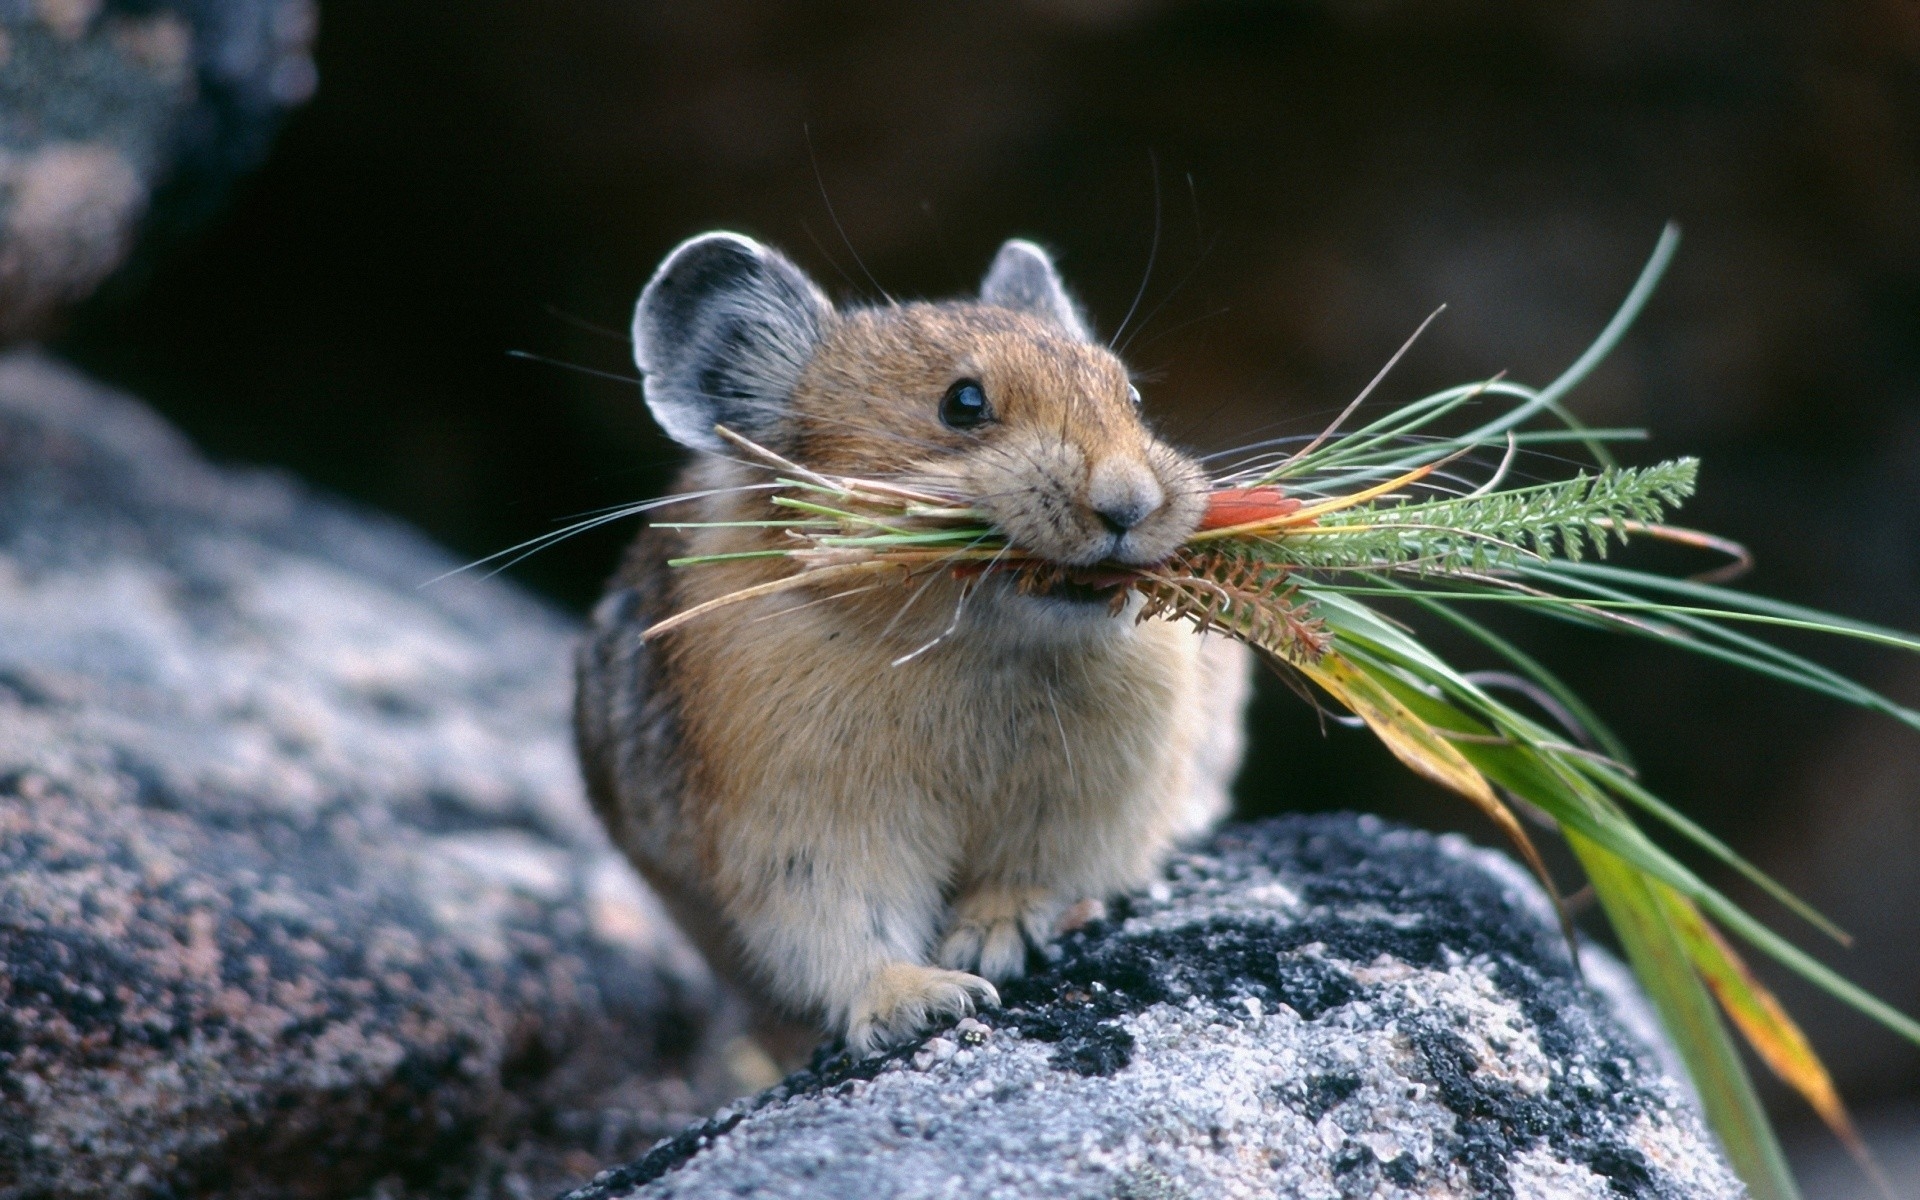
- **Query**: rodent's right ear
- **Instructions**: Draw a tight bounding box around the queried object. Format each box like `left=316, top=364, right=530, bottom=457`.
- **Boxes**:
left=980, top=239, right=1093, bottom=342
left=632, top=232, right=833, bottom=454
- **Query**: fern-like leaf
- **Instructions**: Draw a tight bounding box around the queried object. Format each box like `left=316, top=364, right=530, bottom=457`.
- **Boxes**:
left=1275, top=458, right=1699, bottom=575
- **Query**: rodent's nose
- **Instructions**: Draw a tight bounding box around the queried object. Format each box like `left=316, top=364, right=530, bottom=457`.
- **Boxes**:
left=1095, top=499, right=1152, bottom=534
left=1086, top=459, right=1164, bottom=536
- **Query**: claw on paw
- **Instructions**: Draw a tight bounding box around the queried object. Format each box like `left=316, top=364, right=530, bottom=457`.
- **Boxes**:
left=846, top=962, right=998, bottom=1055
left=937, top=888, right=1064, bottom=982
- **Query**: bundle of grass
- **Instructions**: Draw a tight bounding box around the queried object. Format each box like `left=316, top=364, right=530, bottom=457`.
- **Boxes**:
left=481, top=227, right=1917, bottom=1199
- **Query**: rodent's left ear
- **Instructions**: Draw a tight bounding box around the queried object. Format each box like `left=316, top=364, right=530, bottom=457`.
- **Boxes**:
left=632, top=232, right=833, bottom=454
left=980, top=239, right=1092, bottom=342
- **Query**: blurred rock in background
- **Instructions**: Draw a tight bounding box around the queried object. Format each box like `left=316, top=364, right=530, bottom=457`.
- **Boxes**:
left=0, top=3, right=733, bottom=1196
left=0, top=351, right=720, bottom=1196
left=0, top=0, right=317, bottom=338
left=13, top=0, right=1920, bottom=1185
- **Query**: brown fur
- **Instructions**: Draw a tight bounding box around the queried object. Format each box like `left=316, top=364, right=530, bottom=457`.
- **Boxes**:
left=577, top=255, right=1251, bottom=1056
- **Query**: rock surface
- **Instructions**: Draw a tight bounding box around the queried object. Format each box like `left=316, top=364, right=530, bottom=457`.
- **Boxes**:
left=0, top=351, right=719, bottom=1198
left=0, top=0, right=317, bottom=337
left=566, top=815, right=1744, bottom=1200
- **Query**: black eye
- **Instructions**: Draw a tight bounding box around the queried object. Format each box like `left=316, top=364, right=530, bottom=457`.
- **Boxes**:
left=939, top=379, right=992, bottom=429
left=1127, top=383, right=1142, bottom=407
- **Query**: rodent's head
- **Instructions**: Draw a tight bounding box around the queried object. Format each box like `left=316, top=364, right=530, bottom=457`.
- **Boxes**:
left=633, top=232, right=1205, bottom=570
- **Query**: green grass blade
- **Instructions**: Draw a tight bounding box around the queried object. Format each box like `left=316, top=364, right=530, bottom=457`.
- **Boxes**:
left=1319, top=601, right=1920, bottom=1051
left=1515, top=567, right=1920, bottom=731
left=1280, top=223, right=1676, bottom=486
left=1561, top=752, right=1849, bottom=944
left=1546, top=560, right=1920, bottom=647
left=1396, top=586, right=1636, bottom=765
left=1685, top=879, right=1920, bottom=1047
left=1572, top=832, right=1800, bottom=1200
left=1312, top=593, right=1850, bottom=943
left=1461, top=223, right=1681, bottom=444
left=1306, top=576, right=1920, bottom=731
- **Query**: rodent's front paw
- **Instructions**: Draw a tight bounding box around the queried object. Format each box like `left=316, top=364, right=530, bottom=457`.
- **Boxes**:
left=846, top=963, right=999, bottom=1056
left=937, top=887, right=1060, bottom=982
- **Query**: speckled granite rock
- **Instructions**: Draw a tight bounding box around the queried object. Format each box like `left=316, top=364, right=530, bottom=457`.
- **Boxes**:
left=565, top=814, right=1744, bottom=1200
left=0, top=351, right=720, bottom=1198
left=0, top=0, right=317, bottom=337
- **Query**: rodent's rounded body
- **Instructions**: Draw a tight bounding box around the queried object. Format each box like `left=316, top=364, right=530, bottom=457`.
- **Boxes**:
left=576, top=234, right=1251, bottom=1053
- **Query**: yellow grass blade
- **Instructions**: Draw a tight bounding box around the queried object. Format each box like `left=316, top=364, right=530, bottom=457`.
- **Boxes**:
left=1571, top=832, right=1800, bottom=1200
left=1297, top=651, right=1500, bottom=806
left=1188, top=453, right=1460, bottom=542
left=1295, top=651, right=1570, bottom=948
left=1280, top=453, right=1462, bottom=524
left=1655, top=886, right=1892, bottom=1196
left=1304, top=641, right=1818, bottom=1197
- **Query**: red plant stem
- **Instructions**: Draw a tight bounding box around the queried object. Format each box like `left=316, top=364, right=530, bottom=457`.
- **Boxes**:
left=1198, top=486, right=1300, bottom=531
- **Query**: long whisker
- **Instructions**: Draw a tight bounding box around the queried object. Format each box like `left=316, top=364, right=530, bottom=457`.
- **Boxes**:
left=1109, top=152, right=1163, bottom=350
left=542, top=305, right=633, bottom=343
left=1045, top=674, right=1076, bottom=789
left=892, top=578, right=976, bottom=666
left=506, top=349, right=641, bottom=386
left=746, top=581, right=893, bottom=625
left=805, top=123, right=894, bottom=305
left=422, top=484, right=780, bottom=587
left=1117, top=222, right=1217, bottom=357
left=875, top=571, right=936, bottom=641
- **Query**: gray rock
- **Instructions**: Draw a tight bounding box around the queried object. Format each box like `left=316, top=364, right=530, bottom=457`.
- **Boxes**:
left=565, top=815, right=1744, bottom=1200
left=0, top=0, right=317, bottom=337
left=0, top=351, right=720, bottom=1198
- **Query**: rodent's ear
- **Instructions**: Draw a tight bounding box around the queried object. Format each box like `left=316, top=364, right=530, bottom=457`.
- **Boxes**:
left=979, top=239, right=1092, bottom=342
left=632, top=232, right=833, bottom=454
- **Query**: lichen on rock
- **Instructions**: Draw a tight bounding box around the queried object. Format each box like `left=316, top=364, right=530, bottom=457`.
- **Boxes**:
left=566, top=815, right=1744, bottom=1200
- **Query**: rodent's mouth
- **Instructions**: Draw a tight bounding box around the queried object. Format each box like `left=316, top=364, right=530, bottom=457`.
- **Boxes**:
left=1018, top=564, right=1142, bottom=610
left=1036, top=578, right=1126, bottom=606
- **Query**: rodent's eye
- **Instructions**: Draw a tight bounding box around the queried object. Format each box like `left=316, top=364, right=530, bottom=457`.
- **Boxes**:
left=1127, top=383, right=1142, bottom=407
left=939, top=379, right=993, bottom=430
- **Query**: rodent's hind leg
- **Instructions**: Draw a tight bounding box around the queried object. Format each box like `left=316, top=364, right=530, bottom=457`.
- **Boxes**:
left=936, top=886, right=1065, bottom=982
left=847, top=963, right=999, bottom=1055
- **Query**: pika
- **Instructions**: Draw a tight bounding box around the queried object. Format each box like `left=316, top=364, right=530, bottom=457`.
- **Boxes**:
left=575, top=232, right=1251, bottom=1055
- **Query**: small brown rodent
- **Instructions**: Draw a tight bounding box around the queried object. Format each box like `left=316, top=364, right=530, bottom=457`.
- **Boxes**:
left=575, top=232, right=1251, bottom=1055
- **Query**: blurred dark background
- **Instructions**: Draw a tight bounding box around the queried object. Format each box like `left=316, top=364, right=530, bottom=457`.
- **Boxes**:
left=51, top=0, right=1920, bottom=1163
